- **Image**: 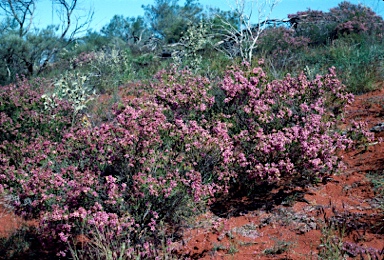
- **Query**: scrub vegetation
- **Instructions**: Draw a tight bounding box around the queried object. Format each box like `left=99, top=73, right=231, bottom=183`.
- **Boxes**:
left=0, top=0, right=383, bottom=259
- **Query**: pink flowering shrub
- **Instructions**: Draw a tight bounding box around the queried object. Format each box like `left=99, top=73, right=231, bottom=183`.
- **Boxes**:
left=0, top=74, right=234, bottom=257
left=153, top=67, right=215, bottom=121
left=257, top=27, right=311, bottom=70
left=289, top=1, right=384, bottom=44
left=0, top=78, right=77, bottom=173
left=0, top=78, right=74, bottom=142
left=0, top=66, right=370, bottom=257
left=218, top=64, right=355, bottom=187
left=258, top=27, right=310, bottom=58
left=330, top=1, right=384, bottom=38
left=71, top=51, right=96, bottom=68
left=343, top=120, right=375, bottom=147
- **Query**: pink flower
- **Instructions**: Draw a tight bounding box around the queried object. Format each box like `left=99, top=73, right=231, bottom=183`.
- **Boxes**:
left=58, top=232, right=68, bottom=243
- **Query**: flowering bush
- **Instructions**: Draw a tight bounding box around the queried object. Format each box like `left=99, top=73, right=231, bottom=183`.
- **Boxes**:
left=0, top=65, right=371, bottom=258
left=218, top=64, right=355, bottom=187
left=0, top=78, right=75, bottom=142
left=258, top=27, right=310, bottom=58
left=0, top=78, right=77, bottom=173
left=257, top=27, right=311, bottom=71
left=330, top=1, right=384, bottom=38
left=0, top=72, right=234, bottom=257
left=153, top=67, right=215, bottom=121
left=71, top=51, right=97, bottom=68
left=289, top=1, right=384, bottom=44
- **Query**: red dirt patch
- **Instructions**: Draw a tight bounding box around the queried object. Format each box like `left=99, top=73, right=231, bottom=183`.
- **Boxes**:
left=0, top=199, right=38, bottom=239
left=0, top=204, right=23, bottom=238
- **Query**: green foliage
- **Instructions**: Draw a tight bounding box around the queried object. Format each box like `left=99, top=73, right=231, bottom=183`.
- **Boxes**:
left=172, top=20, right=210, bottom=72
left=0, top=32, right=31, bottom=84
left=259, top=4, right=384, bottom=94
left=287, top=36, right=384, bottom=94
left=130, top=53, right=167, bottom=80
left=0, top=27, right=64, bottom=85
left=61, top=32, right=109, bottom=59
left=367, top=170, right=384, bottom=232
left=368, top=170, right=384, bottom=198
left=263, top=239, right=292, bottom=255
left=101, top=15, right=149, bottom=45
left=143, top=0, right=203, bottom=44
left=326, top=37, right=384, bottom=94
left=318, top=223, right=347, bottom=259
left=73, top=47, right=132, bottom=94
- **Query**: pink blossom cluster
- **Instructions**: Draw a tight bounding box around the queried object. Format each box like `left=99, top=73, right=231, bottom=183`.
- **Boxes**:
left=218, top=65, right=357, bottom=186
left=153, top=67, right=215, bottom=120
left=259, top=27, right=311, bottom=59
left=288, top=1, right=384, bottom=43
left=71, top=51, right=96, bottom=68
left=330, top=1, right=384, bottom=37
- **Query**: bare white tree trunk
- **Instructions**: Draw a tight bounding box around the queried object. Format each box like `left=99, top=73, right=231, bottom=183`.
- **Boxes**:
left=214, top=0, right=280, bottom=63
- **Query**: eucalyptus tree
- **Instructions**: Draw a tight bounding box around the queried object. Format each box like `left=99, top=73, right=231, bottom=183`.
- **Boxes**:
left=142, top=0, right=203, bottom=44
left=101, top=15, right=148, bottom=44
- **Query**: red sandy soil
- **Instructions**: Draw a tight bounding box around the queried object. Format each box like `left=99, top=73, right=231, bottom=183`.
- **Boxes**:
left=1, top=84, right=383, bottom=259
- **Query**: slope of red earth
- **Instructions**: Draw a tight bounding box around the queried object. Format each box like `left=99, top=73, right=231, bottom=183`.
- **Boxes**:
left=0, top=84, right=383, bottom=259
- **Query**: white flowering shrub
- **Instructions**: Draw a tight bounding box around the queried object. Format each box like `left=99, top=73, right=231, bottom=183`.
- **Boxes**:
left=173, top=20, right=210, bottom=71
left=42, top=72, right=96, bottom=125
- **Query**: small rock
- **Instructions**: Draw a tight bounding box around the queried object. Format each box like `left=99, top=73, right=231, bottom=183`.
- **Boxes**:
left=370, top=122, right=384, bottom=132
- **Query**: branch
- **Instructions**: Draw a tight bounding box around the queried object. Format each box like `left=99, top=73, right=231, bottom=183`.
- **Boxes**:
left=212, top=0, right=281, bottom=62
left=37, top=0, right=93, bottom=75
left=0, top=0, right=35, bottom=36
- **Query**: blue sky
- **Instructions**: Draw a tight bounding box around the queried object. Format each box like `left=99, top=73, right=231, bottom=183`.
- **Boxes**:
left=32, top=0, right=384, bottom=33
